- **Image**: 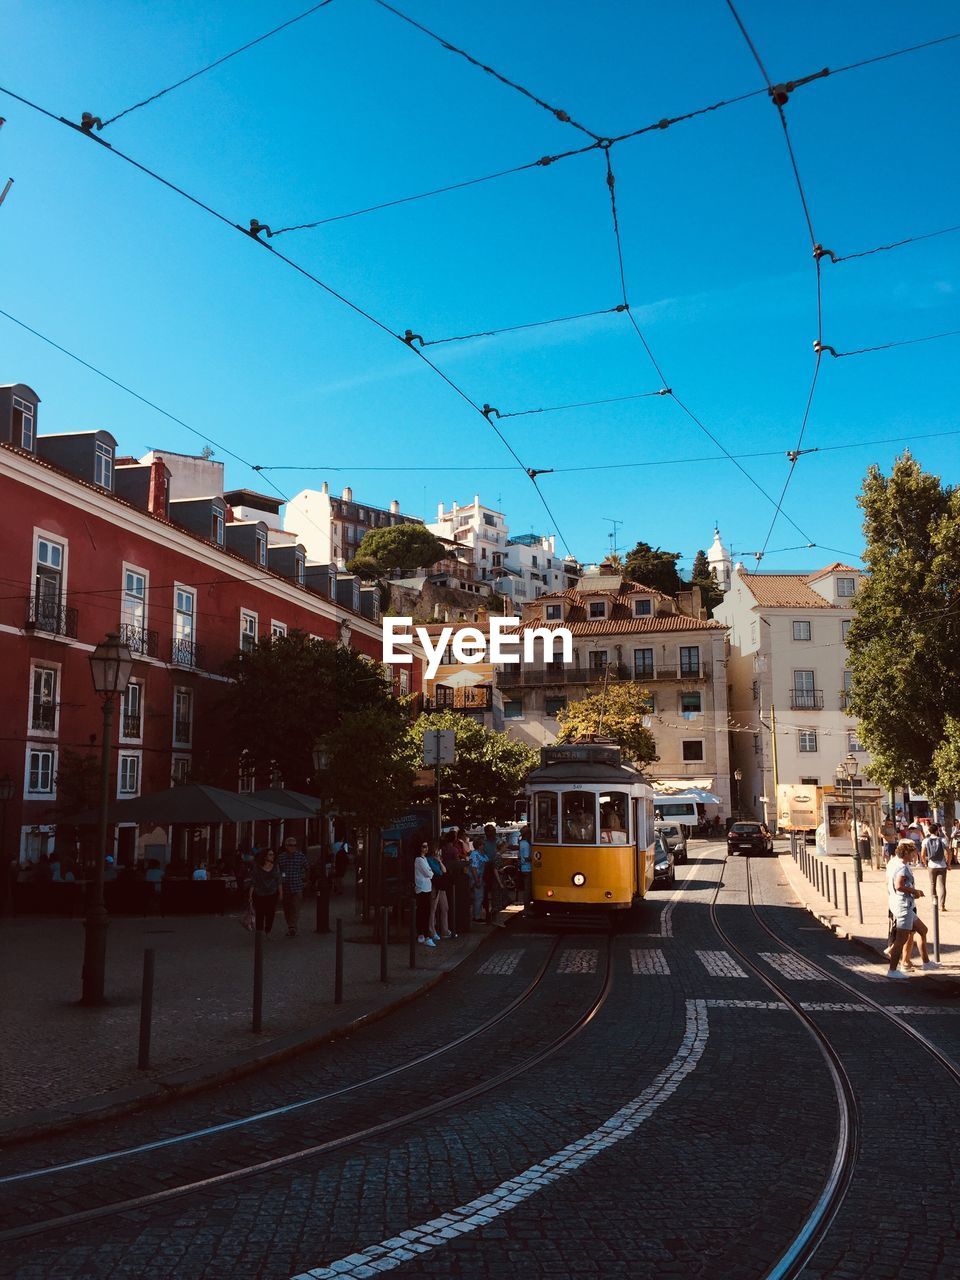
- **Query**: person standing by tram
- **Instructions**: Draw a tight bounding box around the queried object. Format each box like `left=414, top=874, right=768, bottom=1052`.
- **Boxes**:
left=518, top=825, right=533, bottom=907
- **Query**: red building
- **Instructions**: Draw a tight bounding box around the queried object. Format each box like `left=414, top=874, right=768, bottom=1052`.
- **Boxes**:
left=0, top=382, right=421, bottom=869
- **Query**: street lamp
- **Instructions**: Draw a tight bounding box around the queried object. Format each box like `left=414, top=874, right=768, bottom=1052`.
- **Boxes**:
left=733, top=768, right=743, bottom=821
left=836, top=752, right=862, bottom=883
left=312, top=744, right=331, bottom=933
left=0, top=772, right=14, bottom=915
left=83, top=632, right=133, bottom=1005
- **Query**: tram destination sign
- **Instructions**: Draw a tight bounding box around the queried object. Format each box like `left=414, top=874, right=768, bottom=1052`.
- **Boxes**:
left=541, top=744, right=622, bottom=768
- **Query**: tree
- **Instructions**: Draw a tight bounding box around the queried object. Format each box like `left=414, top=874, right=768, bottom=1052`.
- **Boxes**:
left=846, top=452, right=960, bottom=796
left=54, top=749, right=102, bottom=864
left=623, top=541, right=682, bottom=595
left=347, top=523, right=446, bottom=578
left=556, top=681, right=659, bottom=769
left=688, top=548, right=724, bottom=612
left=324, top=705, right=416, bottom=830
left=404, top=711, right=538, bottom=826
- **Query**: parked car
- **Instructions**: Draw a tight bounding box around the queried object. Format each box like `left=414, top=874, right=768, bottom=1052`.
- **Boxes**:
left=651, top=831, right=676, bottom=888
left=656, top=822, right=688, bottom=863
left=726, top=821, right=774, bottom=856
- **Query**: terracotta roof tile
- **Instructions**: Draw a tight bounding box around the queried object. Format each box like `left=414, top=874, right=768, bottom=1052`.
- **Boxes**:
left=739, top=571, right=838, bottom=609
left=805, top=562, right=859, bottom=582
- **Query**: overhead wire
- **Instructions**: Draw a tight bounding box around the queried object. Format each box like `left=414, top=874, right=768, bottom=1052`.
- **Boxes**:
left=822, top=329, right=960, bottom=359
left=824, top=223, right=960, bottom=263
left=98, top=0, right=337, bottom=128
left=495, top=389, right=671, bottom=419
left=408, top=304, right=626, bottom=349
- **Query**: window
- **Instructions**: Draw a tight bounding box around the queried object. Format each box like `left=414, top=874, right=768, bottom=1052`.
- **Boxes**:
left=531, top=555, right=538, bottom=568
left=599, top=791, right=629, bottom=844
left=589, top=601, right=606, bottom=618
left=793, top=620, right=811, bottom=641
left=752, top=679, right=759, bottom=702
left=238, top=753, right=254, bottom=793
left=118, top=753, right=140, bottom=795
left=545, top=604, right=562, bottom=620
left=504, top=698, right=523, bottom=719
left=562, top=791, right=596, bottom=843
left=27, top=748, right=55, bottom=794
left=534, top=791, right=558, bottom=841
left=634, top=598, right=652, bottom=617
left=793, top=669, right=818, bottom=708
left=397, top=668, right=410, bottom=695
left=256, top=530, right=267, bottom=567
left=847, top=728, right=865, bottom=753
left=240, top=610, right=258, bottom=653
left=679, top=646, right=700, bottom=676
left=295, top=552, right=305, bottom=585
left=13, top=396, right=34, bottom=450
left=122, top=568, right=146, bottom=631
left=798, top=730, right=818, bottom=753
left=34, top=534, right=64, bottom=627
left=173, top=586, right=196, bottom=665
left=94, top=441, right=113, bottom=490
left=545, top=696, right=567, bottom=717
left=212, top=507, right=224, bottom=545
left=680, top=691, right=702, bottom=714
left=172, top=755, right=191, bottom=785
left=483, top=513, right=496, bottom=527
left=634, top=648, right=654, bottom=678
left=753, top=733, right=761, bottom=755
left=800, top=776, right=819, bottom=786
left=682, top=740, right=705, bottom=762
left=841, top=618, right=852, bottom=642
left=122, top=681, right=143, bottom=739
left=173, top=688, right=192, bottom=746
left=271, top=621, right=287, bottom=639
left=837, top=577, right=856, bottom=597
left=30, top=666, right=58, bottom=732
left=589, top=650, right=608, bottom=671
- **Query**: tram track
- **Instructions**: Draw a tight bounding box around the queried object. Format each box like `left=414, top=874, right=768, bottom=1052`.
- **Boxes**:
left=0, top=932, right=614, bottom=1243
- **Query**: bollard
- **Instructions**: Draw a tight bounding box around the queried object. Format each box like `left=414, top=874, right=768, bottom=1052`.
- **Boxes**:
left=409, top=894, right=417, bottom=970
left=842, top=870, right=849, bottom=916
left=334, top=917, right=344, bottom=1005
left=832, top=866, right=838, bottom=910
left=815, top=859, right=821, bottom=895
left=380, top=906, right=389, bottom=983
left=137, top=947, right=155, bottom=1070
left=316, top=875, right=331, bottom=934
left=449, top=881, right=458, bottom=939
left=933, top=899, right=941, bottom=963
left=852, top=864, right=864, bottom=924
left=252, top=928, right=264, bottom=1033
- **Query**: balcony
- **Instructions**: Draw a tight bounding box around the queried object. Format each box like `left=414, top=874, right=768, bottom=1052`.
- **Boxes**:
left=496, top=662, right=711, bottom=688
left=790, top=688, right=824, bottom=711
left=122, top=713, right=142, bottom=738
left=839, top=690, right=852, bottom=710
left=171, top=637, right=205, bottom=669
left=433, top=685, right=493, bottom=711
left=173, top=718, right=192, bottom=745
left=25, top=595, right=77, bottom=639
left=120, top=623, right=159, bottom=658
left=30, top=703, right=57, bottom=732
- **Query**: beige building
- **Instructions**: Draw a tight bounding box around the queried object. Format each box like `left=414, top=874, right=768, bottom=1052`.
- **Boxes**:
left=715, top=562, right=869, bottom=825
left=496, top=567, right=732, bottom=813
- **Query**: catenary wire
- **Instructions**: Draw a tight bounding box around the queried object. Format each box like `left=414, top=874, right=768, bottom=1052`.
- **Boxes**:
left=495, top=389, right=671, bottom=418
left=830, top=30, right=960, bottom=77
left=826, top=329, right=960, bottom=358
left=370, top=0, right=601, bottom=141
left=412, top=305, right=626, bottom=348
left=98, top=0, right=336, bottom=128
left=827, top=223, right=960, bottom=263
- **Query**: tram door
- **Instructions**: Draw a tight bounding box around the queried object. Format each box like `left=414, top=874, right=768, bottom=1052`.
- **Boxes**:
left=634, top=795, right=655, bottom=897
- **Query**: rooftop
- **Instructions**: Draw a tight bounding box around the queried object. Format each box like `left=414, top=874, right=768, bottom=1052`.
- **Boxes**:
left=738, top=569, right=852, bottom=609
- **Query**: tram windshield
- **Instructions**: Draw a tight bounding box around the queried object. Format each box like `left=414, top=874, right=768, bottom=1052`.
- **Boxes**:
left=562, top=792, right=597, bottom=844
left=599, top=792, right=629, bottom=844
left=534, top=792, right=558, bottom=841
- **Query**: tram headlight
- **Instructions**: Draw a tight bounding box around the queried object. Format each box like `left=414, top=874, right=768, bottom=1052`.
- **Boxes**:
left=572, top=872, right=586, bottom=887
left=533, top=850, right=542, bottom=863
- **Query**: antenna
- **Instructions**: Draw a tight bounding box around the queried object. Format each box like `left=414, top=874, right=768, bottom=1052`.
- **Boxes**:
left=603, top=517, right=623, bottom=557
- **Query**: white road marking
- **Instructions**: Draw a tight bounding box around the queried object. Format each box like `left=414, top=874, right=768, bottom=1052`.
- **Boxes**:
left=828, top=955, right=887, bottom=984
left=557, top=949, right=598, bottom=975
left=705, top=998, right=786, bottom=1009
left=478, top=950, right=524, bottom=976
left=696, top=950, right=748, bottom=979
left=658, top=843, right=720, bottom=936
left=759, top=951, right=822, bottom=981
left=888, top=1005, right=960, bottom=1015
left=630, top=948, right=670, bottom=975
left=800, top=1002, right=871, bottom=1012
left=291, top=1000, right=709, bottom=1280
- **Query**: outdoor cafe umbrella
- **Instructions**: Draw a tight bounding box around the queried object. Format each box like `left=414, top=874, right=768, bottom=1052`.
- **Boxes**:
left=250, top=788, right=323, bottom=814
left=67, top=783, right=309, bottom=826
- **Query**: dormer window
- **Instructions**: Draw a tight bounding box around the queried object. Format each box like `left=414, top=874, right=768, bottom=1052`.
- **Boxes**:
left=212, top=507, right=224, bottom=545
left=13, top=397, right=35, bottom=451
left=256, top=530, right=267, bottom=566
left=545, top=604, right=562, bottom=621
left=634, top=598, right=652, bottom=617
left=94, top=441, right=114, bottom=490
left=589, top=601, right=606, bottom=619
left=295, top=552, right=305, bottom=585
left=837, top=576, right=855, bottom=597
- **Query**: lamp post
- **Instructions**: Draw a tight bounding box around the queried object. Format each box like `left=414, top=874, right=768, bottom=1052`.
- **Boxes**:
left=83, top=632, right=133, bottom=1005
left=312, top=744, right=331, bottom=933
left=733, top=768, right=742, bottom=821
left=0, top=772, right=14, bottom=915
left=836, top=752, right=862, bottom=883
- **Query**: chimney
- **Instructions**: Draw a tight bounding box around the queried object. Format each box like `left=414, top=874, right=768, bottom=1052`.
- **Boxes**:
left=438, top=501, right=445, bottom=520
left=342, top=485, right=352, bottom=502
left=390, top=499, right=400, bottom=514
left=321, top=481, right=329, bottom=495
left=148, top=456, right=169, bottom=517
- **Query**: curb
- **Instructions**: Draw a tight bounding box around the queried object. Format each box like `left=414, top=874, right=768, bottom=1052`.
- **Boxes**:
left=777, top=853, right=888, bottom=961
left=0, top=928, right=493, bottom=1149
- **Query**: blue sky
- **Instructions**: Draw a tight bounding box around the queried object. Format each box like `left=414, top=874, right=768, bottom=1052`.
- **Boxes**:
left=2, top=0, right=959, bottom=574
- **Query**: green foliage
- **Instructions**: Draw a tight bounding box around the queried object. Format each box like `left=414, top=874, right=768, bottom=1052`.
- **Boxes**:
left=556, top=681, right=659, bottom=769
left=325, top=705, right=417, bottom=829
left=623, top=541, right=682, bottom=595
left=347, top=523, right=446, bottom=577
left=689, top=548, right=724, bottom=612
left=404, top=711, right=538, bottom=826
left=55, top=749, right=101, bottom=816
left=846, top=452, right=960, bottom=794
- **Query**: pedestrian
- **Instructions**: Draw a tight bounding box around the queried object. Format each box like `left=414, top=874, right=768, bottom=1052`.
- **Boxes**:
left=414, top=841, right=435, bottom=946
left=441, top=830, right=467, bottom=933
left=468, top=837, right=485, bottom=921
left=518, top=824, right=533, bottom=908
left=881, top=814, right=898, bottom=862
left=481, top=823, right=502, bottom=923
left=249, top=848, right=283, bottom=936
left=885, top=840, right=936, bottom=978
left=428, top=846, right=450, bottom=940
left=921, top=823, right=949, bottom=912
left=277, top=835, right=310, bottom=937
left=333, top=840, right=349, bottom=894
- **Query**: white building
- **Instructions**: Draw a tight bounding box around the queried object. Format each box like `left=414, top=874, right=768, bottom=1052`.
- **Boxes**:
left=715, top=562, right=869, bottom=826
left=706, top=527, right=732, bottom=595
left=284, top=482, right=417, bottom=568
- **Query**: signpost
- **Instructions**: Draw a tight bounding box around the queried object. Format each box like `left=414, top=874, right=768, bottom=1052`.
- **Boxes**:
left=423, top=729, right=456, bottom=842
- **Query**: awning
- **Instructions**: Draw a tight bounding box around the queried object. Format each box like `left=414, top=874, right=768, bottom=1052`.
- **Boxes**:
left=66, top=783, right=310, bottom=826
left=436, top=670, right=488, bottom=689
left=651, top=778, right=714, bottom=794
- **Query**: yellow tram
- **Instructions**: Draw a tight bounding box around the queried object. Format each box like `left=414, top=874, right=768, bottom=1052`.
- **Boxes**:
left=526, top=741, right=658, bottom=918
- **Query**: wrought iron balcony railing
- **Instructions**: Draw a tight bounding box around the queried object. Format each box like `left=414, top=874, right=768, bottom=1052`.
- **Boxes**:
left=171, top=636, right=205, bottom=669
left=119, top=622, right=159, bottom=658
left=25, top=595, right=77, bottom=639
left=790, top=688, right=824, bottom=710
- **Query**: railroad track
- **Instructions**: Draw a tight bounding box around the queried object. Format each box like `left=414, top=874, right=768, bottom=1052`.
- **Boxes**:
left=0, top=933, right=613, bottom=1242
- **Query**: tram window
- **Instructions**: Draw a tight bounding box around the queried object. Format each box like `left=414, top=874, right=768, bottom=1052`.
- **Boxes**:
left=534, top=792, right=558, bottom=841
left=562, top=792, right=596, bottom=844
left=599, top=792, right=629, bottom=844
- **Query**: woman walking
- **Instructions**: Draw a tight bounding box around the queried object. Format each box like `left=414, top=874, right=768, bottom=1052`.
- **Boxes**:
left=414, top=841, right=435, bottom=947
left=249, top=848, right=283, bottom=936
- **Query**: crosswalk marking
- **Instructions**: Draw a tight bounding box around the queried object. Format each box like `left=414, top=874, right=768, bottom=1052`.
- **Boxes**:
left=557, top=949, right=598, bottom=975
left=630, top=948, right=670, bottom=975
left=696, top=950, right=747, bottom=978
left=705, top=998, right=785, bottom=1009
left=800, top=1002, right=871, bottom=1012
left=828, top=954, right=886, bottom=984
left=759, top=951, right=822, bottom=981
left=479, top=950, right=524, bottom=976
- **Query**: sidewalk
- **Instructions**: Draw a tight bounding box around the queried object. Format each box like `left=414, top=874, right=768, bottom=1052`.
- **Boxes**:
left=0, top=898, right=495, bottom=1143
left=779, top=848, right=960, bottom=975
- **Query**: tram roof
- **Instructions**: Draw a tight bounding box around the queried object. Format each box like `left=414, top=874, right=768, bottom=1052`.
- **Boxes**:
left=526, top=760, right=645, bottom=786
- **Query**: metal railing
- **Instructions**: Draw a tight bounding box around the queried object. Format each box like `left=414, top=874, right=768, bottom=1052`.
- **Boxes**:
left=790, top=688, right=824, bottom=710
left=30, top=703, right=57, bottom=732
left=173, top=718, right=192, bottom=745
left=433, top=685, right=493, bottom=711
left=497, top=661, right=710, bottom=687
left=171, top=637, right=205, bottom=669
left=119, top=623, right=159, bottom=658
left=122, top=713, right=142, bottom=738
left=25, top=595, right=78, bottom=638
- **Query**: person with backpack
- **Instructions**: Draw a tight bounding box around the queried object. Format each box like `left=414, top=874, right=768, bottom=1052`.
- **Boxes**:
left=921, top=823, right=950, bottom=911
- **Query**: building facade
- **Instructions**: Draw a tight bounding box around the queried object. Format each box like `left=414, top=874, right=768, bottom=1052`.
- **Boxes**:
left=284, top=482, right=419, bottom=568
left=715, top=563, right=869, bottom=825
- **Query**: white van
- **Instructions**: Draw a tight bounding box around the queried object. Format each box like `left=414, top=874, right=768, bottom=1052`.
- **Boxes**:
left=652, top=797, right=699, bottom=828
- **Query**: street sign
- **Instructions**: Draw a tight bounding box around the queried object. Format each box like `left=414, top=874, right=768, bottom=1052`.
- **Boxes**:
left=423, top=728, right=456, bottom=766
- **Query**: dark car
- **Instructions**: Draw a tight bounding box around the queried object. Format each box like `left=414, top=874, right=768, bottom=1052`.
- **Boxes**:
left=727, top=821, right=774, bottom=856
left=656, top=822, right=688, bottom=864
left=651, top=831, right=676, bottom=888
